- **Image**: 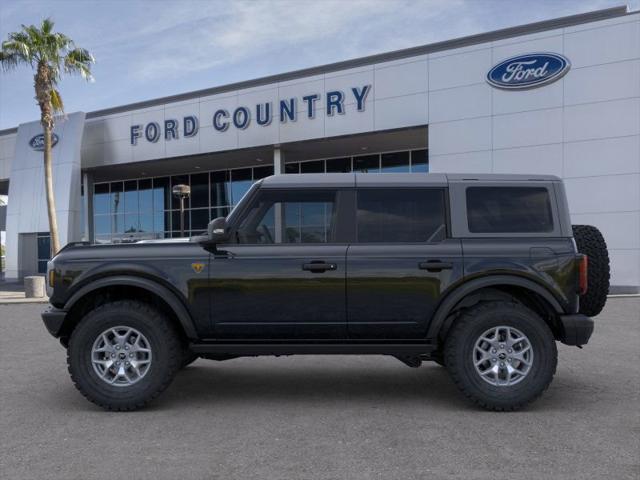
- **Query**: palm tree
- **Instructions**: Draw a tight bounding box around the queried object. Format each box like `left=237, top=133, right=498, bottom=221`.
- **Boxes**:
left=0, top=18, right=94, bottom=255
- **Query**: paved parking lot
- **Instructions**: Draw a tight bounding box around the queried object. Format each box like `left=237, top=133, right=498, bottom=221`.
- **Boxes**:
left=1, top=298, right=638, bottom=480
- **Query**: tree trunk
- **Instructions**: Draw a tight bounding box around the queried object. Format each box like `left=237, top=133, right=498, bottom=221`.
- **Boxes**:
left=35, top=63, right=61, bottom=256
left=43, top=122, right=61, bottom=255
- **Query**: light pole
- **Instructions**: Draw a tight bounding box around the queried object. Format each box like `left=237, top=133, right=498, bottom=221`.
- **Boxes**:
left=172, top=184, right=191, bottom=238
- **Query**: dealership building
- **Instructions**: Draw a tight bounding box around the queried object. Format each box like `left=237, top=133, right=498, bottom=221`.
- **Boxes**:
left=0, top=6, right=638, bottom=292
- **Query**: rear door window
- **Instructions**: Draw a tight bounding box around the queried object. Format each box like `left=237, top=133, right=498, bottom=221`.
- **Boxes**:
left=356, top=188, right=446, bottom=243
left=466, top=187, right=553, bottom=233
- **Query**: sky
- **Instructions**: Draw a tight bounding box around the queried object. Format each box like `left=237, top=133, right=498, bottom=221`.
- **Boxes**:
left=0, top=0, right=636, bottom=130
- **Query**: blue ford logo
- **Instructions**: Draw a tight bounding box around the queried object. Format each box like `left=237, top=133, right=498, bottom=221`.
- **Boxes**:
left=29, top=133, right=59, bottom=151
left=487, top=53, right=570, bottom=90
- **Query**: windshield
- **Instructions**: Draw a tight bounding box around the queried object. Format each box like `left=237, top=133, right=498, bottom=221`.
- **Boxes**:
left=226, top=180, right=261, bottom=224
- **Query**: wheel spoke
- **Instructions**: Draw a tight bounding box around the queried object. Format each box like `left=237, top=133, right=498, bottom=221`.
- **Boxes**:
left=472, top=325, right=533, bottom=387
left=92, top=326, right=152, bottom=387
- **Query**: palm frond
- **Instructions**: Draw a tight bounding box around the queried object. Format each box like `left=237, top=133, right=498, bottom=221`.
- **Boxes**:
left=64, top=47, right=94, bottom=81
left=41, top=17, right=54, bottom=35
left=0, top=51, right=20, bottom=70
left=50, top=88, right=64, bottom=113
left=2, top=36, right=32, bottom=62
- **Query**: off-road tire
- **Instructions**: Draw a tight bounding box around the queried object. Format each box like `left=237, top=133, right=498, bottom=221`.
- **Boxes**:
left=431, top=352, right=446, bottom=367
left=444, top=301, right=557, bottom=411
left=181, top=350, right=199, bottom=369
left=572, top=224, right=610, bottom=317
left=67, top=300, right=182, bottom=411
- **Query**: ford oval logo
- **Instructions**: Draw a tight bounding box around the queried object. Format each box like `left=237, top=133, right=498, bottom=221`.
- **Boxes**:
left=29, top=133, right=59, bottom=151
left=487, top=53, right=570, bottom=90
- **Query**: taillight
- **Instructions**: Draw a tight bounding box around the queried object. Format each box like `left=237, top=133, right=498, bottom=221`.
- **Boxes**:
left=578, top=255, right=588, bottom=295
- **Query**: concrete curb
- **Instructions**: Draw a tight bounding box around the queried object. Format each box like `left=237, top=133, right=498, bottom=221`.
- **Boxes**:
left=0, top=297, right=50, bottom=305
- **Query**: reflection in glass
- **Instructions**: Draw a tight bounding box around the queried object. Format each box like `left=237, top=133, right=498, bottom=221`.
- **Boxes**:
left=230, top=168, right=252, bottom=204
left=110, top=182, right=123, bottom=216
left=381, top=151, right=410, bottom=173
left=411, top=149, right=428, bottom=173
left=300, top=160, right=324, bottom=173
left=124, top=213, right=139, bottom=233
left=326, top=157, right=351, bottom=173
left=139, top=212, right=153, bottom=232
left=211, top=171, right=230, bottom=207
left=353, top=154, right=380, bottom=173
left=285, top=163, right=300, bottom=174
left=94, top=183, right=110, bottom=214
left=94, top=215, right=110, bottom=236
left=190, top=208, right=209, bottom=231
left=139, top=179, right=153, bottom=212
left=253, top=165, right=272, bottom=180
left=153, top=177, right=170, bottom=211
left=211, top=207, right=230, bottom=220
left=124, top=180, right=138, bottom=212
left=190, top=173, right=209, bottom=208
left=153, top=212, right=167, bottom=232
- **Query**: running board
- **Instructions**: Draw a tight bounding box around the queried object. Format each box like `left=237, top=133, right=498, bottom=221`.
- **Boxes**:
left=190, top=342, right=436, bottom=356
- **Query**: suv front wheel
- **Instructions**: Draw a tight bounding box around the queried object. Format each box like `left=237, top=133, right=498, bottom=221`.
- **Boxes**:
left=67, top=300, right=182, bottom=411
left=444, top=301, right=557, bottom=411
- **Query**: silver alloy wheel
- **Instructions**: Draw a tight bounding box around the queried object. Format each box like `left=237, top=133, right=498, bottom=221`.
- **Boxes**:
left=473, top=326, right=533, bottom=386
left=91, top=326, right=152, bottom=387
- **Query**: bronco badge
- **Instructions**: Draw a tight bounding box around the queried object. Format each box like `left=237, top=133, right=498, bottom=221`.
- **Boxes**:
left=191, top=262, right=205, bottom=273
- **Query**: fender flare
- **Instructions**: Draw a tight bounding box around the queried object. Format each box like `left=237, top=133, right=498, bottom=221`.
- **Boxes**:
left=64, top=275, right=198, bottom=339
left=426, top=275, right=565, bottom=340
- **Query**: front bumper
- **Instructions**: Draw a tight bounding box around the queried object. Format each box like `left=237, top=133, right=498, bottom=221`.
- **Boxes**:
left=42, top=306, right=68, bottom=338
left=558, top=314, right=594, bottom=346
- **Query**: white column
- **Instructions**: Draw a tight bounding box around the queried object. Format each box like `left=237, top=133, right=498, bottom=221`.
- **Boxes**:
left=273, top=147, right=284, bottom=242
left=273, top=146, right=285, bottom=175
left=82, top=172, right=93, bottom=242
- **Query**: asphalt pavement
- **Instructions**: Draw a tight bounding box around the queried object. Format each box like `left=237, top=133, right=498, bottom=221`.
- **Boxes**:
left=1, top=299, right=638, bottom=480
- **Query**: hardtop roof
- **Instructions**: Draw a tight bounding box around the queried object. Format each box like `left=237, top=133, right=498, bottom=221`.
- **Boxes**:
left=259, top=173, right=560, bottom=189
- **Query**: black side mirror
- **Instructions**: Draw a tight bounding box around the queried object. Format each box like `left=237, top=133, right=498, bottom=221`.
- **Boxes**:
left=207, top=216, right=230, bottom=243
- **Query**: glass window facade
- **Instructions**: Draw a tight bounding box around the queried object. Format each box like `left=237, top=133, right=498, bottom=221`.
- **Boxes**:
left=37, top=232, right=50, bottom=273
left=90, top=149, right=427, bottom=244
left=286, top=149, right=428, bottom=175
left=92, top=166, right=269, bottom=243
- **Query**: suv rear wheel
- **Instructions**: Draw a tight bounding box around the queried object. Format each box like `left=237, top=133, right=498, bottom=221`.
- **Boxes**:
left=67, top=300, right=182, bottom=411
left=444, top=301, right=557, bottom=411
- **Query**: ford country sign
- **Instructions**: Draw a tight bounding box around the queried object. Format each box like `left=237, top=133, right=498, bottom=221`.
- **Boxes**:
left=29, top=133, right=59, bottom=151
left=487, top=53, right=570, bottom=90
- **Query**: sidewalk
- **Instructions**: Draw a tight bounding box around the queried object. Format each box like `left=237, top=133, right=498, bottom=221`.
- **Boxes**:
left=0, top=282, right=49, bottom=304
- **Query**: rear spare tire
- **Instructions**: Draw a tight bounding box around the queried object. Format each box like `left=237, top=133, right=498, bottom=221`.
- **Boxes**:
left=572, top=224, right=610, bottom=317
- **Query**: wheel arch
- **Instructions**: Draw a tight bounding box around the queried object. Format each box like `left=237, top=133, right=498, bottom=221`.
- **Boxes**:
left=59, top=275, right=198, bottom=345
left=427, top=275, right=565, bottom=342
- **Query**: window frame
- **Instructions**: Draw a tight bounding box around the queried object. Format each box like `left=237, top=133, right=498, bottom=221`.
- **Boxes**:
left=227, top=188, right=351, bottom=245
left=353, top=187, right=450, bottom=244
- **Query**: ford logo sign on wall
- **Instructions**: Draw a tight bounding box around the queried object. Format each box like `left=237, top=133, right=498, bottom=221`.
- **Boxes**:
left=29, top=133, right=59, bottom=151
left=487, top=53, right=570, bottom=90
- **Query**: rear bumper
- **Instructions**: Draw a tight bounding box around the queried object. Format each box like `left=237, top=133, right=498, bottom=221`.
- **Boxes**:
left=558, top=314, right=594, bottom=346
left=41, top=306, right=68, bottom=338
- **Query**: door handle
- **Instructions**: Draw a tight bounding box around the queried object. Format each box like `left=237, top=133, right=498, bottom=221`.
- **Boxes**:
left=302, top=261, right=337, bottom=273
left=418, top=260, right=453, bottom=272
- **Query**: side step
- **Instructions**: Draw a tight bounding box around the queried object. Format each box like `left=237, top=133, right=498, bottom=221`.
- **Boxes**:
left=190, top=342, right=436, bottom=356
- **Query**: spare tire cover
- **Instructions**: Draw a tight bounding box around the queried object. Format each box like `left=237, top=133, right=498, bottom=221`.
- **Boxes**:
left=572, top=224, right=610, bottom=317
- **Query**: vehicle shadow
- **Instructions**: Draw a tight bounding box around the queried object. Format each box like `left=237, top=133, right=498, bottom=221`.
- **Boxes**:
left=153, top=358, right=469, bottom=411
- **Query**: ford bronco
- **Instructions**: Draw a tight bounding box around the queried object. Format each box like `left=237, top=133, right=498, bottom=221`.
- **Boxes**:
left=42, top=173, right=610, bottom=411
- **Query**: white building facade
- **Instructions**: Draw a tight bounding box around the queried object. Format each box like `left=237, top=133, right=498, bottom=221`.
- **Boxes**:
left=0, top=6, right=638, bottom=292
